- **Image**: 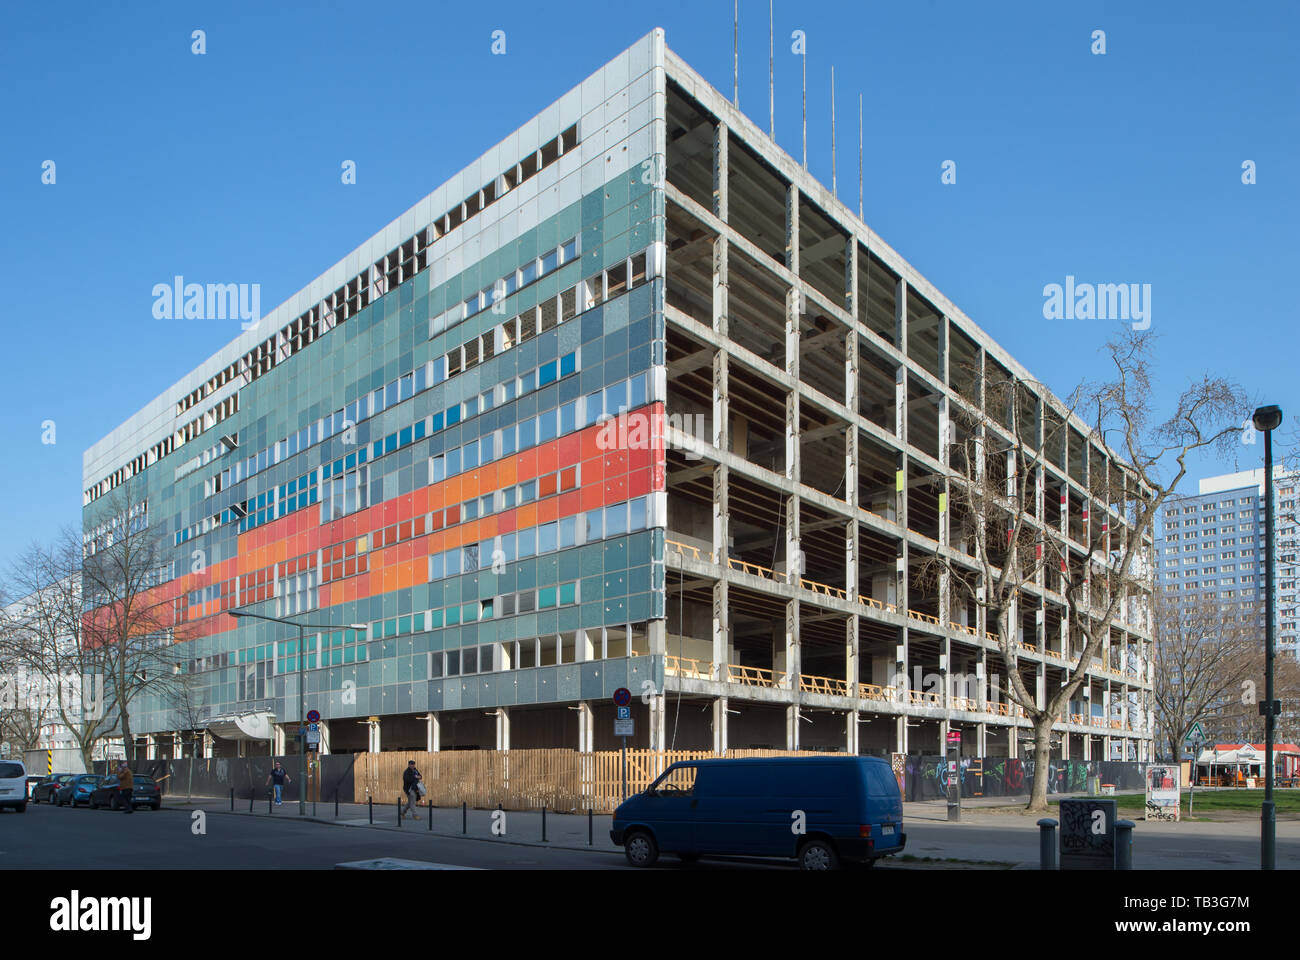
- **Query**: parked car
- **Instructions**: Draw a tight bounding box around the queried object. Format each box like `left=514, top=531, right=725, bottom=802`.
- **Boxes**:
left=31, top=774, right=77, bottom=804
left=55, top=774, right=106, bottom=807
left=611, top=756, right=907, bottom=870
left=90, top=774, right=161, bottom=811
left=0, top=760, right=27, bottom=813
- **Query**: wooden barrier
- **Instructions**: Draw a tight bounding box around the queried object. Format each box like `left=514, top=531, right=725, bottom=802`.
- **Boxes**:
left=352, top=747, right=837, bottom=813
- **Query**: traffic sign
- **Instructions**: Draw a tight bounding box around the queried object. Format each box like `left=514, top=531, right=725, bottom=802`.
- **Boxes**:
left=306, top=709, right=321, bottom=724
left=616, top=706, right=630, bottom=720
left=615, top=718, right=634, bottom=737
left=1186, top=721, right=1207, bottom=742
left=946, top=731, right=962, bottom=744
left=613, top=687, right=631, bottom=707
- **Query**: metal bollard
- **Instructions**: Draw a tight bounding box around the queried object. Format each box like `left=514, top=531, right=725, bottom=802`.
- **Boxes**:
left=462, top=801, right=467, bottom=834
left=1116, top=820, right=1134, bottom=870
left=249, top=791, right=253, bottom=813
left=335, top=790, right=339, bottom=819
left=268, top=792, right=272, bottom=814
left=542, top=806, right=547, bottom=842
left=1037, top=818, right=1058, bottom=870
left=428, top=802, right=433, bottom=831
left=230, top=788, right=234, bottom=812
left=397, top=798, right=401, bottom=826
left=368, top=796, right=373, bottom=824
left=588, top=808, right=593, bottom=846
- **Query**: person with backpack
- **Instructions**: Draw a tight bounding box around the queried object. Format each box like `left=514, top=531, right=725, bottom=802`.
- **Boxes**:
left=401, top=760, right=422, bottom=821
left=266, top=761, right=291, bottom=805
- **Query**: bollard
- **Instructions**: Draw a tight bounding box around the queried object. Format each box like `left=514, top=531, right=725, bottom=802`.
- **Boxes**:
left=268, top=792, right=272, bottom=814
left=542, top=806, right=547, bottom=842
left=462, top=801, right=467, bottom=834
left=1116, top=820, right=1134, bottom=870
left=588, top=808, right=593, bottom=846
left=335, top=790, right=339, bottom=819
left=230, top=788, right=234, bottom=812
left=429, top=802, right=433, bottom=831
left=249, top=791, right=253, bottom=813
left=1037, top=818, right=1058, bottom=870
left=368, top=796, right=373, bottom=825
left=397, top=798, right=402, bottom=827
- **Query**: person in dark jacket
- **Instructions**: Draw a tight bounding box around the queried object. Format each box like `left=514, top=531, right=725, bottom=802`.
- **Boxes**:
left=401, top=760, right=422, bottom=820
left=266, top=761, right=291, bottom=805
left=115, top=761, right=134, bottom=814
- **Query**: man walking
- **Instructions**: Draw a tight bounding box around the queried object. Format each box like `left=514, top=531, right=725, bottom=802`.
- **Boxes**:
left=115, top=761, right=134, bottom=814
left=266, top=761, right=290, bottom=805
left=401, top=760, right=422, bottom=821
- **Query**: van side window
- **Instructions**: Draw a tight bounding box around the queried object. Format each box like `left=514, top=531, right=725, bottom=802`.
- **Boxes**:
left=652, top=764, right=698, bottom=796
left=867, top=764, right=899, bottom=797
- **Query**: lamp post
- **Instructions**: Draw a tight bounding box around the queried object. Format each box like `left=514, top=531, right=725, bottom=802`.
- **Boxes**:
left=1251, top=404, right=1282, bottom=869
left=229, top=609, right=366, bottom=815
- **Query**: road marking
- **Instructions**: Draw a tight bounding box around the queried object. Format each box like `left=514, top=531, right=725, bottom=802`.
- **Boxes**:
left=335, top=858, right=481, bottom=870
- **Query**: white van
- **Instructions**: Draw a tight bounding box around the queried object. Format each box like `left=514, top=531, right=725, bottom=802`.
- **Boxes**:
left=0, top=759, right=28, bottom=813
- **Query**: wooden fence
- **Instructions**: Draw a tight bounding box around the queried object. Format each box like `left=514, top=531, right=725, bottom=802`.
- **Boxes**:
left=353, top=748, right=827, bottom=814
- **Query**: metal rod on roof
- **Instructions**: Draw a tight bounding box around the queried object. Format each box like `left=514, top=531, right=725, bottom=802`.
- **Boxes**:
left=769, top=0, right=775, bottom=138
left=734, top=0, right=739, bottom=108
left=831, top=65, right=836, bottom=197
left=859, top=92, right=863, bottom=220
left=801, top=42, right=807, bottom=169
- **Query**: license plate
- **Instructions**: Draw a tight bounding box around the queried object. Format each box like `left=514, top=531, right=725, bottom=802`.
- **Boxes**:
left=881, top=824, right=895, bottom=835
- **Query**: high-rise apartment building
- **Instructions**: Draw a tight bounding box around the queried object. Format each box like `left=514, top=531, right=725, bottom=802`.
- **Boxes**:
left=82, top=31, right=1153, bottom=763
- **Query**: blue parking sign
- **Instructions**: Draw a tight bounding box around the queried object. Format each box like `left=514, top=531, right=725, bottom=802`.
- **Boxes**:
left=617, top=706, right=630, bottom=720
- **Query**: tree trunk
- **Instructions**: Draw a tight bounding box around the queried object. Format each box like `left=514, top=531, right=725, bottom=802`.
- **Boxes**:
left=1026, top=714, right=1054, bottom=812
left=187, top=735, right=195, bottom=801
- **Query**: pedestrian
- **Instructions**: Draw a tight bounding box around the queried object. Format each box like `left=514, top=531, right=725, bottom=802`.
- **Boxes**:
left=115, top=760, right=134, bottom=814
left=401, top=760, right=422, bottom=821
left=266, top=761, right=290, bottom=805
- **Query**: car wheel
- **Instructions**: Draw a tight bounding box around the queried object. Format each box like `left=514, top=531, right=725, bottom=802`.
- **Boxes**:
left=90, top=799, right=99, bottom=809
left=624, top=830, right=659, bottom=868
left=16, top=803, right=25, bottom=813
left=151, top=803, right=160, bottom=811
left=798, top=838, right=839, bottom=871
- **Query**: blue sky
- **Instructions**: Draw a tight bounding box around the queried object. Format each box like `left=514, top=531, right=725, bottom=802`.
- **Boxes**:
left=0, top=1, right=1295, bottom=570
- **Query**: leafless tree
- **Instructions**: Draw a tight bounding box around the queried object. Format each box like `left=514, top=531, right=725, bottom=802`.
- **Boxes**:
left=81, top=486, right=189, bottom=761
left=1151, top=587, right=1259, bottom=761
left=924, top=328, right=1249, bottom=811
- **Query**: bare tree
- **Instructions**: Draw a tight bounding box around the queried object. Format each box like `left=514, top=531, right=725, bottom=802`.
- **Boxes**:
left=1, top=534, right=118, bottom=769
left=926, top=328, right=1249, bottom=811
left=1151, top=587, right=1259, bottom=761
left=166, top=667, right=208, bottom=801
left=81, top=486, right=188, bottom=762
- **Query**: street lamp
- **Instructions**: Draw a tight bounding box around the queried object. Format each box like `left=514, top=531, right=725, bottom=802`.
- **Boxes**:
left=228, top=609, right=367, bottom=815
left=1251, top=403, right=1282, bottom=870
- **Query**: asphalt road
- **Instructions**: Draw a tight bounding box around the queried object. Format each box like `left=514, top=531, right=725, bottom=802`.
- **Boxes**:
left=0, top=802, right=630, bottom=870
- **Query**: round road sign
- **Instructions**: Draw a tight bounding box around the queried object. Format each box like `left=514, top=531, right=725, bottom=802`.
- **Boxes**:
left=306, top=709, right=321, bottom=723
left=613, top=687, right=631, bottom=707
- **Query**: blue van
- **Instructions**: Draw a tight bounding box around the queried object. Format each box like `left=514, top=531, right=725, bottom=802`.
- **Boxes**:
left=610, top=756, right=905, bottom=869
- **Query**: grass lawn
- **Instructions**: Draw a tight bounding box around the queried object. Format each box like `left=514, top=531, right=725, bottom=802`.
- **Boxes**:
left=1048, top=789, right=1300, bottom=819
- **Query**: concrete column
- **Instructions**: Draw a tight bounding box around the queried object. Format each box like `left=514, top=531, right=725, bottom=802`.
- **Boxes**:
left=712, top=580, right=729, bottom=682
left=712, top=697, right=728, bottom=754
left=427, top=714, right=440, bottom=752
left=273, top=725, right=286, bottom=756
left=896, top=716, right=907, bottom=755
left=577, top=702, right=594, bottom=752
left=786, top=704, right=800, bottom=751
left=369, top=719, right=381, bottom=753
left=1083, top=732, right=1091, bottom=761
left=1061, top=730, right=1069, bottom=760
left=649, top=695, right=666, bottom=751
left=496, top=707, right=510, bottom=751
left=144, top=735, right=156, bottom=760
left=977, top=722, right=987, bottom=756
left=1009, top=725, right=1017, bottom=757
left=317, top=720, right=331, bottom=756
left=202, top=732, right=214, bottom=759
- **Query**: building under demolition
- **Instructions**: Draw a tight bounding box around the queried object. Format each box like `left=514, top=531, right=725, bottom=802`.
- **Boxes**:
left=82, top=29, right=1153, bottom=764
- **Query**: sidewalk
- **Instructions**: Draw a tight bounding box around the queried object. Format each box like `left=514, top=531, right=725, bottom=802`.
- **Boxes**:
left=167, top=794, right=624, bottom=854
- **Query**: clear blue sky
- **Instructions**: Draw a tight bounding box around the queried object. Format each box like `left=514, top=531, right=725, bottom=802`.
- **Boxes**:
left=1, top=1, right=1295, bottom=570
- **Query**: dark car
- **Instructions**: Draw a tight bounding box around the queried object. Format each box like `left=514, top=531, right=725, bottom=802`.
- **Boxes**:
left=54, top=774, right=106, bottom=807
left=32, top=774, right=77, bottom=804
left=90, top=774, right=161, bottom=810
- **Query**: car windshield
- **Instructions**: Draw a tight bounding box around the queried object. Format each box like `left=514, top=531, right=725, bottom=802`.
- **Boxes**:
left=133, top=777, right=154, bottom=785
